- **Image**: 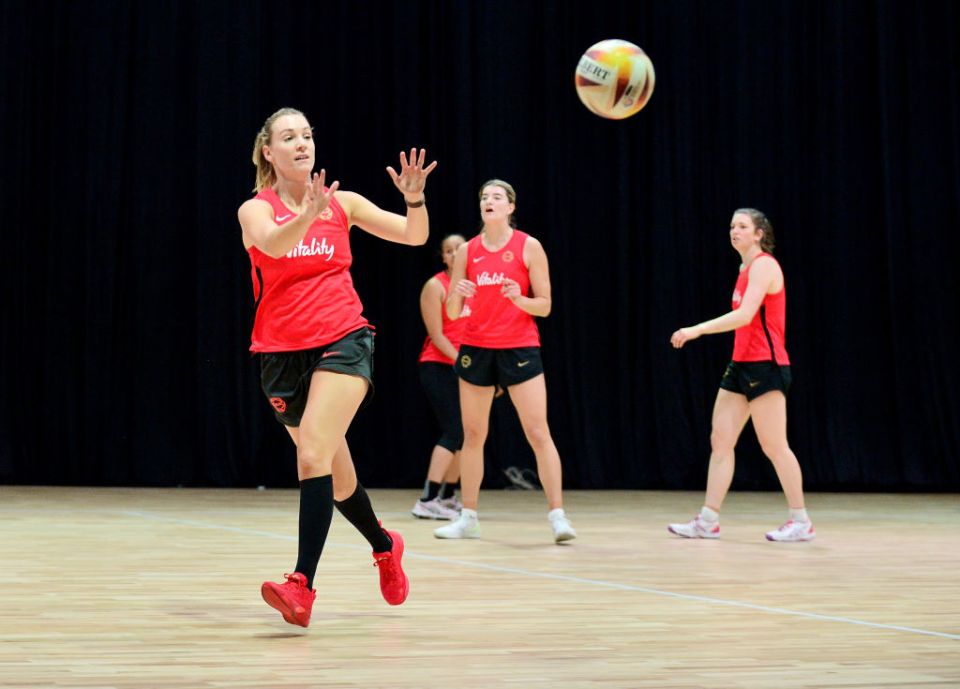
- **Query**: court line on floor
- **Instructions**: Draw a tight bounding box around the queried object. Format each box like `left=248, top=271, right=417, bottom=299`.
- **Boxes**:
left=123, top=510, right=960, bottom=641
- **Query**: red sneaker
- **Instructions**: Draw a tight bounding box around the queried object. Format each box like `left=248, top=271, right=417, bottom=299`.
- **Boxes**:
left=261, top=572, right=316, bottom=627
left=373, top=529, right=410, bottom=605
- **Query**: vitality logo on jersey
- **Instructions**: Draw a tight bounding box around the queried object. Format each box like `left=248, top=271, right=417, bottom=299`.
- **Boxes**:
left=732, top=289, right=743, bottom=306
left=475, top=271, right=506, bottom=286
left=287, top=237, right=335, bottom=261
left=270, top=397, right=287, bottom=413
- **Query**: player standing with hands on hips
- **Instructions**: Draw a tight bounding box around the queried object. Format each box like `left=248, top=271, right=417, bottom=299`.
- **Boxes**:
left=238, top=107, right=437, bottom=626
left=411, top=234, right=469, bottom=520
left=668, top=208, right=814, bottom=542
left=434, top=179, right=576, bottom=544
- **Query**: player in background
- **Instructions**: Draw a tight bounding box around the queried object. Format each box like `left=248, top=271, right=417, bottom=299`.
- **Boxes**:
left=668, top=208, right=814, bottom=542
left=434, top=180, right=576, bottom=544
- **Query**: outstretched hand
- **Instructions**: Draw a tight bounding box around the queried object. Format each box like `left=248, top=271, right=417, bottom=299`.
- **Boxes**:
left=304, top=170, right=340, bottom=218
left=386, top=148, right=438, bottom=198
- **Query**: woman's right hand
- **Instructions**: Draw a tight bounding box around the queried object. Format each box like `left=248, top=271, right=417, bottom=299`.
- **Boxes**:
left=303, top=169, right=340, bottom=219
left=670, top=326, right=702, bottom=349
left=454, top=279, right=477, bottom=298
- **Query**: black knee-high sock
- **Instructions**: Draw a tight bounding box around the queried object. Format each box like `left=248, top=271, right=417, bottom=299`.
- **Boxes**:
left=334, top=484, right=392, bottom=553
left=294, top=475, right=334, bottom=589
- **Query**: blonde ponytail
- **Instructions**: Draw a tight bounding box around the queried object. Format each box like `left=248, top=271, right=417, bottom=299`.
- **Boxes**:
left=251, top=107, right=304, bottom=192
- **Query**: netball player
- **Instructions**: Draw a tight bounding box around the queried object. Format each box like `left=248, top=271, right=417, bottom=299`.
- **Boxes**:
left=668, top=208, right=814, bottom=542
left=238, top=107, right=437, bottom=625
left=412, top=234, right=469, bottom=520
left=434, top=180, right=576, bottom=543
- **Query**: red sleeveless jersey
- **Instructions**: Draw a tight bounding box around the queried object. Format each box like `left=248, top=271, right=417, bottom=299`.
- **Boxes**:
left=731, top=253, right=790, bottom=365
left=247, top=188, right=368, bottom=352
left=418, top=271, right=468, bottom=364
left=460, top=230, right=540, bottom=349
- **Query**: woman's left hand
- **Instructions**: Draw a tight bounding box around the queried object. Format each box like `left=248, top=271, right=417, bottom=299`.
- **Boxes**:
left=500, top=278, right=522, bottom=301
left=386, top=148, right=438, bottom=199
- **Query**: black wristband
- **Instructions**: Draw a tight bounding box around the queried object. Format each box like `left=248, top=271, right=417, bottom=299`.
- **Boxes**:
left=405, top=196, right=426, bottom=208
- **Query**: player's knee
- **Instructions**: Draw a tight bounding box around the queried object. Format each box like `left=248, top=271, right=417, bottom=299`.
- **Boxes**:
left=439, top=429, right=464, bottom=451
left=709, top=429, right=737, bottom=454
left=462, top=425, right=488, bottom=447
left=524, top=424, right=552, bottom=450
left=759, top=439, right=791, bottom=461
left=296, top=440, right=335, bottom=475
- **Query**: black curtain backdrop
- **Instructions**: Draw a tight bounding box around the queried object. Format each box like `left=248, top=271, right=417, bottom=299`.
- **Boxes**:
left=2, top=1, right=958, bottom=491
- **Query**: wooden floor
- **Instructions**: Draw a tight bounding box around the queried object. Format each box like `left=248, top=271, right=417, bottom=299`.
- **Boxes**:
left=0, top=487, right=957, bottom=688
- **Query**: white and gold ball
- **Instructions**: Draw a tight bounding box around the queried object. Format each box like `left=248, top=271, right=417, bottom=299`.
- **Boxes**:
left=575, top=39, right=655, bottom=119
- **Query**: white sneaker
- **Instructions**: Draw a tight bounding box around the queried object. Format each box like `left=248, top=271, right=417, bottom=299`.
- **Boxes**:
left=434, top=513, right=480, bottom=539
left=411, top=497, right=459, bottom=520
left=765, top=519, right=815, bottom=542
left=550, top=514, right=577, bottom=543
left=437, top=495, right=463, bottom=512
left=668, top=515, right=721, bottom=539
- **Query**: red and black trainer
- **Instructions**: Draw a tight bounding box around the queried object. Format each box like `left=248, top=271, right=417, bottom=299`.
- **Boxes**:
left=373, top=529, right=410, bottom=605
left=261, top=572, right=316, bottom=627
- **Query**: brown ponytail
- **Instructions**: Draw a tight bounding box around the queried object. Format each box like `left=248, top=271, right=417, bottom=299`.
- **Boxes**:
left=734, top=207, right=775, bottom=253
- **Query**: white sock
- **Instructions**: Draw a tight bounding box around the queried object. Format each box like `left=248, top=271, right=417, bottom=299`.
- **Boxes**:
left=789, top=507, right=809, bottom=523
left=700, top=506, right=720, bottom=523
left=548, top=508, right=566, bottom=522
left=461, top=508, right=478, bottom=521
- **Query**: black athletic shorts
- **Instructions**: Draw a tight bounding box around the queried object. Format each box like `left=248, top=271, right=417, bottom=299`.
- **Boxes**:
left=719, top=360, right=791, bottom=401
left=419, top=362, right=463, bottom=452
left=454, top=344, right=544, bottom=388
left=259, top=327, right=375, bottom=426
